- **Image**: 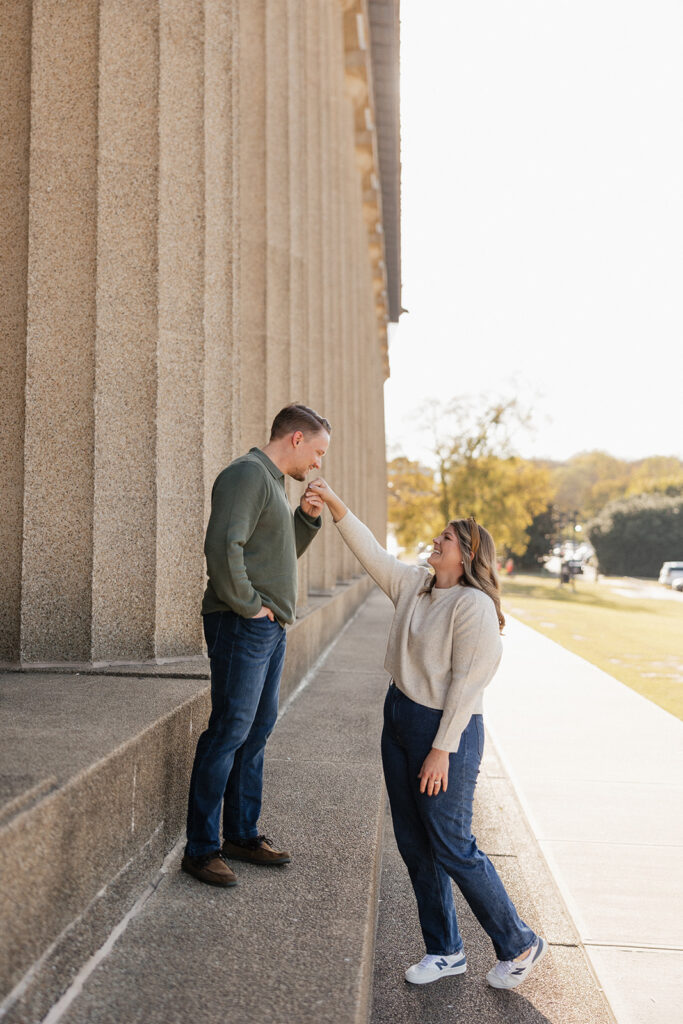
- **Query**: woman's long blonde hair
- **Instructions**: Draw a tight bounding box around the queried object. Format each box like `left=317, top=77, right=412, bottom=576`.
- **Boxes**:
left=431, top=517, right=505, bottom=632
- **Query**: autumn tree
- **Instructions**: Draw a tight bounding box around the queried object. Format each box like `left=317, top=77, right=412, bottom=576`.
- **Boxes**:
left=550, top=453, right=683, bottom=520
left=388, top=396, right=552, bottom=558
left=387, top=457, right=442, bottom=552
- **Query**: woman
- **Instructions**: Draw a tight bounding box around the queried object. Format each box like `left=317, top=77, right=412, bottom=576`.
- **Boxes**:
left=307, top=478, right=546, bottom=990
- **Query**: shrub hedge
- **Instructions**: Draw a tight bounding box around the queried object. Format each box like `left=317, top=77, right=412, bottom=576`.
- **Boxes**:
left=588, top=493, right=683, bottom=577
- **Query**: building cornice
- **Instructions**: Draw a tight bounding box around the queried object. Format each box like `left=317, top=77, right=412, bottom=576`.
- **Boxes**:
left=341, top=0, right=397, bottom=379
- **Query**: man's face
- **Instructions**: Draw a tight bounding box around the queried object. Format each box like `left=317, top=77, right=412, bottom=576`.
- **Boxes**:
left=289, top=429, right=330, bottom=482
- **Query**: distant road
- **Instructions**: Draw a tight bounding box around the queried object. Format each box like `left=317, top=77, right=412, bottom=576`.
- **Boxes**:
left=543, top=558, right=683, bottom=602
left=600, top=576, right=683, bottom=602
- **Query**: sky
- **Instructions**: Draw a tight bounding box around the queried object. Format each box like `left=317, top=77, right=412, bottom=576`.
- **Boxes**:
left=384, top=0, right=683, bottom=466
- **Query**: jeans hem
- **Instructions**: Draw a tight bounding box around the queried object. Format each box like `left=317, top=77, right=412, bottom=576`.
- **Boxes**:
left=424, top=943, right=465, bottom=957
left=185, top=842, right=222, bottom=859
left=493, top=933, right=538, bottom=962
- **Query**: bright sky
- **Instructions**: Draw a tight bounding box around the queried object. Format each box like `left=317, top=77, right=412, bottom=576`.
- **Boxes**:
left=384, top=0, right=683, bottom=466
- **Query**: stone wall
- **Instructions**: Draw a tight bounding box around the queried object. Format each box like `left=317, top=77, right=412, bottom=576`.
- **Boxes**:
left=0, top=0, right=393, bottom=666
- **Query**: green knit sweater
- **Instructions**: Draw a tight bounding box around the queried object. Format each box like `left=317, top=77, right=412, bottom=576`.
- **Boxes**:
left=202, top=448, right=321, bottom=625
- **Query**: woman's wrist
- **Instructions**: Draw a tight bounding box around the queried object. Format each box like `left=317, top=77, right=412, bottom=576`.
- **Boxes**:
left=330, top=500, right=348, bottom=523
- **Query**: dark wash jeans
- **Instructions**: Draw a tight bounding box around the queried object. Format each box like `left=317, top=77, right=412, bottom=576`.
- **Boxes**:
left=381, top=683, right=536, bottom=961
left=185, top=610, right=286, bottom=858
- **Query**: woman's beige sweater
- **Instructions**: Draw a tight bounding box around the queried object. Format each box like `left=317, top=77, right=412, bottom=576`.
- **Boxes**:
left=335, top=511, right=503, bottom=752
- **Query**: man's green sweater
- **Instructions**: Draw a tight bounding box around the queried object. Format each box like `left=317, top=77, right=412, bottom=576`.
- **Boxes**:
left=201, top=448, right=321, bottom=625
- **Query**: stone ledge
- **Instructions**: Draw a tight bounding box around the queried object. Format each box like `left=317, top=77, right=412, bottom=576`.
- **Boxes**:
left=0, top=576, right=374, bottom=1023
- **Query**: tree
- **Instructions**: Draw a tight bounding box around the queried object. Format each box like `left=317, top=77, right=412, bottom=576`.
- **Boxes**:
left=387, top=457, right=442, bottom=553
left=551, top=451, right=630, bottom=519
left=390, top=396, right=552, bottom=558
left=587, top=493, right=683, bottom=577
left=419, top=396, right=533, bottom=524
left=519, top=504, right=561, bottom=569
left=626, top=457, right=683, bottom=499
left=550, top=452, right=683, bottom=520
left=447, top=455, right=552, bottom=555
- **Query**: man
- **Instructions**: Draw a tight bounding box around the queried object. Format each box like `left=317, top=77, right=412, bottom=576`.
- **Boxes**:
left=182, top=404, right=330, bottom=887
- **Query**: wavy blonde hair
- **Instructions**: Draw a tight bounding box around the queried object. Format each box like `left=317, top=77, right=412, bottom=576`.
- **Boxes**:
left=431, top=517, right=505, bottom=632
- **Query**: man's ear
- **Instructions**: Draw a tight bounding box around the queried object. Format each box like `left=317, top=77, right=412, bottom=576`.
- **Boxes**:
left=292, top=430, right=304, bottom=447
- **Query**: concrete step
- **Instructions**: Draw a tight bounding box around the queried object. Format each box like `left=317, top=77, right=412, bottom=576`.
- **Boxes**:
left=0, top=578, right=373, bottom=1024
left=26, top=589, right=391, bottom=1024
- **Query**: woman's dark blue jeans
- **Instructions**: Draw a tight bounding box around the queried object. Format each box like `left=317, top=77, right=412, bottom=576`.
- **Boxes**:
left=381, top=683, right=536, bottom=961
left=186, top=610, right=286, bottom=858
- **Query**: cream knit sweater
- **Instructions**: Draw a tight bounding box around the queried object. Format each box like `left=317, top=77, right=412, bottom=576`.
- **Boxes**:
left=335, top=511, right=503, bottom=752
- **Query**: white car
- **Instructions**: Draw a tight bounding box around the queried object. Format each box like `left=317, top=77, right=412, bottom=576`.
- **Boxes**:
left=658, top=561, right=683, bottom=586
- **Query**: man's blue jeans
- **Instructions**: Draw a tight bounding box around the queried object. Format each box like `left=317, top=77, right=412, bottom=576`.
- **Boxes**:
left=381, top=683, right=536, bottom=961
left=186, top=610, right=286, bottom=858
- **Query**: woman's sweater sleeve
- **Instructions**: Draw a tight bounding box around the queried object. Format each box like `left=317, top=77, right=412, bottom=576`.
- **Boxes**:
left=432, top=594, right=503, bottom=752
left=334, top=511, right=424, bottom=604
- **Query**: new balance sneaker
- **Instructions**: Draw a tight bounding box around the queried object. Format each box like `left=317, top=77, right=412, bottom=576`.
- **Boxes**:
left=404, top=951, right=467, bottom=985
left=486, top=937, right=547, bottom=989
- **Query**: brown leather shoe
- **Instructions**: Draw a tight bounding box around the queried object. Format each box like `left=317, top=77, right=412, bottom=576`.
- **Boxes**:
left=222, top=834, right=291, bottom=866
left=181, top=850, right=238, bottom=887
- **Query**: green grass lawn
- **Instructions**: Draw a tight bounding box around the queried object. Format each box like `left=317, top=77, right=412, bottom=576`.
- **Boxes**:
left=500, top=573, right=683, bottom=720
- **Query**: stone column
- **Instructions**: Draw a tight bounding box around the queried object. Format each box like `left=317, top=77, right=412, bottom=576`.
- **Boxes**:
left=21, top=0, right=99, bottom=662
left=305, top=0, right=334, bottom=594
left=91, top=0, right=159, bottom=662
left=265, top=0, right=291, bottom=424
left=288, top=0, right=311, bottom=612
left=344, top=96, right=362, bottom=550
left=237, top=0, right=268, bottom=451
left=335, top=31, right=355, bottom=582
left=0, top=1, right=31, bottom=662
left=320, top=0, right=344, bottom=591
left=266, top=0, right=301, bottom=539
left=156, top=0, right=206, bottom=657
left=204, top=0, right=241, bottom=513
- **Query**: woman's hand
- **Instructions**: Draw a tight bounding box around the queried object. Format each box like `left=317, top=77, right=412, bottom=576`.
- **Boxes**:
left=305, top=478, right=348, bottom=523
left=418, top=747, right=450, bottom=796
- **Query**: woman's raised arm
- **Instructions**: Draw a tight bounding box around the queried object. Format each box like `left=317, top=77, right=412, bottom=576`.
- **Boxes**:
left=306, top=478, right=424, bottom=604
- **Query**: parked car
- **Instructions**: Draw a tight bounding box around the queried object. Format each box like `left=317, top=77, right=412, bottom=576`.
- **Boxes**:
left=658, top=561, right=683, bottom=586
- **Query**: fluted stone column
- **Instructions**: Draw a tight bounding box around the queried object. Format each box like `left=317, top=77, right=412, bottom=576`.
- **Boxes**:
left=156, top=0, right=206, bottom=657
left=21, top=0, right=99, bottom=662
left=288, top=0, right=311, bottom=612
left=265, top=0, right=291, bottom=423
left=91, top=0, right=159, bottom=662
left=320, top=0, right=344, bottom=590
left=238, top=0, right=268, bottom=450
left=0, top=1, right=31, bottom=663
left=305, top=0, right=334, bottom=594
left=335, top=35, right=355, bottom=582
left=204, top=0, right=241, bottom=512
left=3, top=0, right=390, bottom=667
left=266, top=0, right=301, bottom=545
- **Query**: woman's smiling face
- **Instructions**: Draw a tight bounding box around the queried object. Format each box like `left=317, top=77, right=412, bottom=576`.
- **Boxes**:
left=428, top=524, right=465, bottom=580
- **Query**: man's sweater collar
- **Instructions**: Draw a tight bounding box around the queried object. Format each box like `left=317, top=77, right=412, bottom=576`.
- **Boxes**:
left=250, top=447, right=284, bottom=481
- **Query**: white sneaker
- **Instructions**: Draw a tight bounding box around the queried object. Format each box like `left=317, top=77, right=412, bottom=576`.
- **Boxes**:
left=405, top=951, right=467, bottom=985
left=486, top=937, right=547, bottom=989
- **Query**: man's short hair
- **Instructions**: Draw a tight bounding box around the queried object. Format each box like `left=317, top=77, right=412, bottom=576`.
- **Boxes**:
left=269, top=404, right=331, bottom=441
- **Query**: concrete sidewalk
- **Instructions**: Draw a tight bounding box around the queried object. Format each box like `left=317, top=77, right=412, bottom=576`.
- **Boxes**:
left=371, top=740, right=613, bottom=1024
left=8, top=589, right=616, bottom=1024
left=486, top=616, right=683, bottom=1024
